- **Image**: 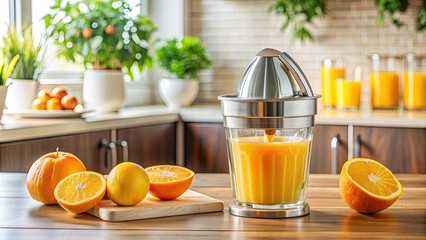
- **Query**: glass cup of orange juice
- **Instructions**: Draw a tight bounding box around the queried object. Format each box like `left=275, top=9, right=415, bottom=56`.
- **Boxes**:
left=369, top=53, right=401, bottom=109
left=321, top=58, right=345, bottom=108
left=335, top=67, right=362, bottom=110
left=403, top=54, right=426, bottom=110
left=226, top=128, right=313, bottom=212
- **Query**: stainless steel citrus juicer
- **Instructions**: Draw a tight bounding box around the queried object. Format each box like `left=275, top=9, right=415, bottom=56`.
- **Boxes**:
left=218, top=48, right=320, bottom=218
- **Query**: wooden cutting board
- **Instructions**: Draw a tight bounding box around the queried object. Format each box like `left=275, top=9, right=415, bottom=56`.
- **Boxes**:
left=87, top=190, right=224, bottom=222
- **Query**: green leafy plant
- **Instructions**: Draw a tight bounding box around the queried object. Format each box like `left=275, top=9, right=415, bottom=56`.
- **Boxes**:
left=1, top=25, right=46, bottom=80
left=156, top=36, right=212, bottom=79
left=417, top=0, right=426, bottom=31
left=269, top=0, right=328, bottom=42
left=44, top=0, right=156, bottom=79
left=375, top=0, right=409, bottom=28
left=0, top=55, right=20, bottom=85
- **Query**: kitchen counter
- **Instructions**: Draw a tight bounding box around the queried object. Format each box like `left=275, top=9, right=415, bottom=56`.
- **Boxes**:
left=1, top=104, right=425, bottom=143
left=0, top=173, right=424, bottom=239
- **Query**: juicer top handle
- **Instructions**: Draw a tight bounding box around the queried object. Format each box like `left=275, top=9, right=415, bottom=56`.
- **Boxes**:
left=279, top=52, right=314, bottom=97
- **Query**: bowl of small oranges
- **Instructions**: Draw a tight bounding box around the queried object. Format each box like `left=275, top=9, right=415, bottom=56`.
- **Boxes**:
left=32, top=87, right=79, bottom=111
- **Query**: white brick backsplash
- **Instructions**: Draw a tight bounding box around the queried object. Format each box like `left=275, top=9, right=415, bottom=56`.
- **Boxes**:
left=187, top=0, right=426, bottom=104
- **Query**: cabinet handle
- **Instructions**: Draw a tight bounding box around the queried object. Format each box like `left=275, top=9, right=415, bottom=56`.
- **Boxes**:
left=119, top=140, right=128, bottom=162
left=101, top=139, right=117, bottom=170
left=330, top=134, right=340, bottom=174
left=354, top=134, right=361, bottom=158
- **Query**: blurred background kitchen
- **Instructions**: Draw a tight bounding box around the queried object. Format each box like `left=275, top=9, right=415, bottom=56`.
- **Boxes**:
left=1, top=0, right=424, bottom=108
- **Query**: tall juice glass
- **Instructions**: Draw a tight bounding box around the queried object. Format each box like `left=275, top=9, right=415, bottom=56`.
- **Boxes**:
left=369, top=54, right=400, bottom=109
left=403, top=54, right=426, bottom=110
left=227, top=128, right=313, bottom=207
left=321, top=59, right=345, bottom=108
left=335, top=67, right=362, bottom=110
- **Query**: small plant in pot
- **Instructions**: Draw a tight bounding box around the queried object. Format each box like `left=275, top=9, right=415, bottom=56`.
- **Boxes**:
left=1, top=25, right=46, bottom=110
left=156, top=36, right=212, bottom=108
left=0, top=55, right=20, bottom=120
left=44, top=0, right=156, bottom=112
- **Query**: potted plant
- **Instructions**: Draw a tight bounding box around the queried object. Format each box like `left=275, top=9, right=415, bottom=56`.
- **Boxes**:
left=156, top=36, right=212, bottom=108
left=1, top=25, right=46, bottom=110
left=0, top=55, right=20, bottom=121
left=44, top=0, right=156, bottom=112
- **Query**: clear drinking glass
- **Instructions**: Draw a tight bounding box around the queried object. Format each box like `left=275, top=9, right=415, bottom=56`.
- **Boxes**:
left=403, top=54, right=426, bottom=110
left=335, top=67, right=362, bottom=110
left=321, top=59, right=345, bottom=108
left=369, top=54, right=400, bottom=109
left=226, top=127, right=313, bottom=211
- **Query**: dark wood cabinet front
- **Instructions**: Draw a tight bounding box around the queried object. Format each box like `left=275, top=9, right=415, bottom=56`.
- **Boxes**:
left=116, top=123, right=176, bottom=167
left=311, top=125, right=348, bottom=174
left=0, top=131, right=110, bottom=173
left=184, top=123, right=228, bottom=173
left=353, top=126, right=425, bottom=174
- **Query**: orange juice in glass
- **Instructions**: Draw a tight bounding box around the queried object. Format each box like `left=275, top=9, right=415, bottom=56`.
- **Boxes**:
left=369, top=54, right=401, bottom=109
left=335, top=79, right=362, bottom=109
left=321, top=59, right=345, bottom=108
left=370, top=72, right=400, bottom=109
left=403, top=54, right=426, bottom=110
left=227, top=128, right=313, bottom=209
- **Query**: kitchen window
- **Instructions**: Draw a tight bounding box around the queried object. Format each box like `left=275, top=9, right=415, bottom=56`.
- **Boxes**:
left=2, top=0, right=145, bottom=82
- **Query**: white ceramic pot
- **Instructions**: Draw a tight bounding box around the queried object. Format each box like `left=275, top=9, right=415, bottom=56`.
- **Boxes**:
left=158, top=78, right=199, bottom=108
left=0, top=86, right=7, bottom=121
left=5, top=79, right=38, bottom=110
left=83, top=70, right=126, bottom=112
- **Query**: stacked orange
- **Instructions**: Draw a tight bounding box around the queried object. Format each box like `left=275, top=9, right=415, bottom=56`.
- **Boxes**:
left=32, top=87, right=78, bottom=110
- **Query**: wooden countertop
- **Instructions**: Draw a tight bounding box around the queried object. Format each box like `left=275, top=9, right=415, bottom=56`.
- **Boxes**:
left=0, top=173, right=424, bottom=239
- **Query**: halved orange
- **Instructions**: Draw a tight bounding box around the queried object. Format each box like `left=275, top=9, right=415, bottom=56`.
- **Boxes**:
left=339, top=158, right=403, bottom=213
left=54, top=171, right=106, bottom=214
left=145, top=165, right=195, bottom=200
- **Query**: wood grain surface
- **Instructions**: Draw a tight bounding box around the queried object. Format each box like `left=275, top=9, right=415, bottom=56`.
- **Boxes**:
left=0, top=173, right=424, bottom=239
left=88, top=190, right=224, bottom=222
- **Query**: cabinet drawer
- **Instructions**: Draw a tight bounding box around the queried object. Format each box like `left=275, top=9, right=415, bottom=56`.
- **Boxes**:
left=353, top=126, right=425, bottom=173
left=184, top=123, right=228, bottom=173
left=0, top=131, right=110, bottom=172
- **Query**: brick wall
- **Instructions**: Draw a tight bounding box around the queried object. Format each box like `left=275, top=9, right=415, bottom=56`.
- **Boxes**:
left=187, top=0, right=425, bottom=105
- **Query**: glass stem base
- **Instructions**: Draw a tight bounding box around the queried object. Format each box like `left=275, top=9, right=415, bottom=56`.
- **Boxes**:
left=229, top=202, right=310, bottom=218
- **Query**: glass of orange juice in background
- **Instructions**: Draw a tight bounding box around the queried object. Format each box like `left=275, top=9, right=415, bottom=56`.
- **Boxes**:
left=335, top=67, right=362, bottom=110
left=369, top=53, right=400, bottom=109
left=321, top=59, right=345, bottom=108
left=404, top=54, right=426, bottom=110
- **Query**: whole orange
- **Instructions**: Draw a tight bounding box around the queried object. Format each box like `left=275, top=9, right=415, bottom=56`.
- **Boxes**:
left=50, top=87, right=68, bottom=100
left=46, top=98, right=63, bottom=110
left=61, top=94, right=78, bottom=110
left=37, top=89, right=51, bottom=103
left=26, top=149, right=87, bottom=204
left=107, top=162, right=150, bottom=206
left=32, top=99, right=46, bottom=110
left=105, top=24, right=115, bottom=35
left=82, top=28, right=93, bottom=38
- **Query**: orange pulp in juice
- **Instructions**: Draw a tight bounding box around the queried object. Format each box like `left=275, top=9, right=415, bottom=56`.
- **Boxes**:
left=321, top=67, right=345, bottom=107
left=370, top=72, right=400, bottom=109
left=403, top=73, right=426, bottom=110
left=231, top=136, right=310, bottom=204
left=335, top=79, right=362, bottom=108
